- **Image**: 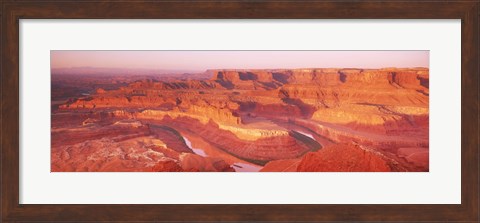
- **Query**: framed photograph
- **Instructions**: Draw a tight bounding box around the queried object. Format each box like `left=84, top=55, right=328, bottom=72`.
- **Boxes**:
left=1, top=1, right=478, bottom=222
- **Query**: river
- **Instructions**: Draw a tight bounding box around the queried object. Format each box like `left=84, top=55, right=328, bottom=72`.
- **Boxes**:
left=182, top=136, right=207, bottom=157
left=295, top=130, right=315, bottom=140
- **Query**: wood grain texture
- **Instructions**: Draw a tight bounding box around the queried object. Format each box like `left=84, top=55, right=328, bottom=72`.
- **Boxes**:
left=1, top=0, right=479, bottom=222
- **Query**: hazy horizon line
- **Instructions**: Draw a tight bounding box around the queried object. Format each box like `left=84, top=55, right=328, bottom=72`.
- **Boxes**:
left=51, top=66, right=429, bottom=72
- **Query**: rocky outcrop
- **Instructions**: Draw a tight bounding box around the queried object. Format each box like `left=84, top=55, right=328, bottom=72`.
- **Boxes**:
left=51, top=117, right=151, bottom=148
left=397, top=147, right=429, bottom=170
left=179, top=153, right=235, bottom=172
left=51, top=136, right=174, bottom=172
left=115, top=107, right=241, bottom=126
left=296, top=143, right=393, bottom=172
left=258, top=143, right=399, bottom=172
left=51, top=117, right=236, bottom=172
left=259, top=159, right=300, bottom=172
left=150, top=160, right=184, bottom=172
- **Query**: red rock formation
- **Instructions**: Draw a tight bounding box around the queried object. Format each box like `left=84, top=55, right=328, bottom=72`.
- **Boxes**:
left=179, top=153, right=235, bottom=172
left=150, top=160, right=183, bottom=172
left=260, top=159, right=300, bottom=172
left=397, top=147, right=429, bottom=170
left=51, top=118, right=151, bottom=148
left=296, top=143, right=392, bottom=172
left=51, top=135, right=172, bottom=172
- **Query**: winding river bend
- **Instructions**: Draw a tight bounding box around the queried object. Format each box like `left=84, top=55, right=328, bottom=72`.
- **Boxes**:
left=182, top=135, right=262, bottom=172
left=149, top=123, right=320, bottom=172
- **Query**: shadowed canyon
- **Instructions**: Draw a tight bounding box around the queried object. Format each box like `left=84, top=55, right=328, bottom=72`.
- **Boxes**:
left=51, top=67, right=429, bottom=172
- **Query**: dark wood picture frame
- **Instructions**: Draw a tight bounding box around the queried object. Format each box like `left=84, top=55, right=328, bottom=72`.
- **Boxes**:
left=1, top=1, right=478, bottom=222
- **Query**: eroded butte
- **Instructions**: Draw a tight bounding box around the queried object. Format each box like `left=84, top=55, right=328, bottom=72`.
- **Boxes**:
left=51, top=68, right=429, bottom=172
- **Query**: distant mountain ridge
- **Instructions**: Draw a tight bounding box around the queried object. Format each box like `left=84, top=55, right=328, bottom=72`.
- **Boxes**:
left=51, top=67, right=202, bottom=76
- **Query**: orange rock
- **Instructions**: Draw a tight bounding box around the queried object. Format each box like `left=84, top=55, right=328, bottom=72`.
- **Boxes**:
left=179, top=153, right=235, bottom=172
left=397, top=147, right=429, bottom=170
left=151, top=160, right=183, bottom=172
left=260, top=159, right=300, bottom=172
left=296, top=143, right=392, bottom=172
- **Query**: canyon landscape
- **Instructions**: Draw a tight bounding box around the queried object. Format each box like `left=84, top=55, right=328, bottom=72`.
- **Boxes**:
left=51, top=51, right=429, bottom=172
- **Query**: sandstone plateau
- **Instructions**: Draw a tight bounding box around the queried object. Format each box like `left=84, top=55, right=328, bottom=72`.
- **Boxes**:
left=51, top=67, right=429, bottom=172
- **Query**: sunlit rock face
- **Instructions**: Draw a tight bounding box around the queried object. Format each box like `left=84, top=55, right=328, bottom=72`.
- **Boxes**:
left=51, top=68, right=429, bottom=172
left=296, top=143, right=393, bottom=172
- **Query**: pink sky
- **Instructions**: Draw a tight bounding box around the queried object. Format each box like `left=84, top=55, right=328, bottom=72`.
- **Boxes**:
left=51, top=51, right=429, bottom=71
